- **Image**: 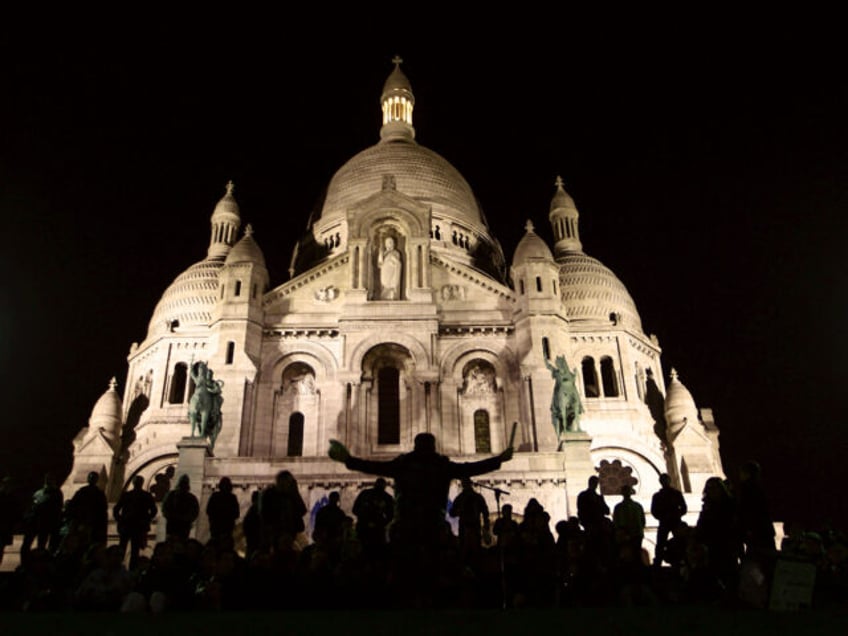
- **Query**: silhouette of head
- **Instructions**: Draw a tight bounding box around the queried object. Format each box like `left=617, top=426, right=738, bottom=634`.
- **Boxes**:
left=218, top=477, right=233, bottom=493
left=132, top=475, right=145, bottom=490
left=414, top=433, right=436, bottom=455
left=502, top=504, right=513, bottom=519
left=275, top=470, right=295, bottom=490
left=461, top=477, right=473, bottom=490
left=177, top=474, right=191, bottom=491
left=329, top=491, right=340, bottom=506
left=659, top=473, right=671, bottom=488
left=375, top=478, right=387, bottom=491
left=588, top=476, right=600, bottom=490
left=87, top=471, right=99, bottom=486
left=621, top=485, right=633, bottom=498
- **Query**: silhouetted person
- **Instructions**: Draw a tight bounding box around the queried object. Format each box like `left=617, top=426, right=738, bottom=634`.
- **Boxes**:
left=206, top=476, right=240, bottom=547
left=736, top=461, right=775, bottom=557
left=314, top=491, right=347, bottom=548
left=150, top=466, right=175, bottom=503
left=577, top=476, right=609, bottom=534
left=577, top=475, right=609, bottom=561
left=696, top=476, right=740, bottom=591
left=516, top=498, right=556, bottom=607
left=21, top=473, right=64, bottom=558
left=352, top=477, right=394, bottom=557
left=493, top=503, right=520, bottom=550
left=67, top=471, right=108, bottom=548
left=450, top=477, right=490, bottom=563
left=650, top=473, right=687, bottom=566
left=613, top=485, right=645, bottom=558
left=259, top=470, right=306, bottom=552
left=161, top=474, right=199, bottom=541
left=114, top=475, right=158, bottom=570
left=329, top=433, right=512, bottom=551
left=242, top=490, right=261, bottom=559
left=329, top=433, right=512, bottom=607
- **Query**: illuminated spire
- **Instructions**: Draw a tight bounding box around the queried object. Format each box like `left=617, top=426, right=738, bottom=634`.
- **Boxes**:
left=208, top=180, right=242, bottom=260
left=380, top=56, right=416, bottom=141
left=549, top=175, right=582, bottom=258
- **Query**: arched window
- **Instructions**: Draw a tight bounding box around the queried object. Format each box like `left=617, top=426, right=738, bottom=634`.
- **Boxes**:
left=287, top=412, right=304, bottom=457
left=378, top=367, right=400, bottom=444
left=535, top=276, right=542, bottom=292
left=600, top=356, right=619, bottom=397
left=169, top=363, right=187, bottom=404
left=542, top=337, right=551, bottom=360
left=519, top=279, right=525, bottom=295
left=234, top=280, right=242, bottom=297
left=225, top=341, right=235, bottom=365
left=474, top=409, right=491, bottom=453
left=582, top=357, right=600, bottom=398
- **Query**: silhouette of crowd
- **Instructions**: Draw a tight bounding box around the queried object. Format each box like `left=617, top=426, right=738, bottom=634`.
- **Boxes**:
left=0, top=457, right=846, bottom=613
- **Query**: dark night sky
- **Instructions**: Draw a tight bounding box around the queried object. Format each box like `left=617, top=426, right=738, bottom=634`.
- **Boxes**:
left=1, top=16, right=846, bottom=529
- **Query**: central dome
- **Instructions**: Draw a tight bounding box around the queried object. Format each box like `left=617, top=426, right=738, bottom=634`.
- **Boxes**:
left=316, top=138, right=486, bottom=232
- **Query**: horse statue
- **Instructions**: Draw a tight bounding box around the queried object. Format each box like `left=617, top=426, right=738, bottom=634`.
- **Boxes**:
left=188, top=361, right=224, bottom=448
left=545, top=355, right=584, bottom=444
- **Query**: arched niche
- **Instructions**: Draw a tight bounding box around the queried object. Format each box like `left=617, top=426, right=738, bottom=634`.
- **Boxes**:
left=359, top=343, right=415, bottom=453
left=273, top=361, right=320, bottom=457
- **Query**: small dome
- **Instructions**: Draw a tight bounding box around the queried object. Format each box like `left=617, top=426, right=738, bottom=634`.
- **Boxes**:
left=664, top=369, right=699, bottom=440
left=212, top=180, right=240, bottom=222
left=550, top=180, right=577, bottom=213
left=512, top=220, right=554, bottom=265
left=558, top=252, right=642, bottom=330
left=225, top=225, right=266, bottom=268
left=90, top=378, right=122, bottom=441
left=147, top=259, right=224, bottom=337
left=381, top=58, right=414, bottom=102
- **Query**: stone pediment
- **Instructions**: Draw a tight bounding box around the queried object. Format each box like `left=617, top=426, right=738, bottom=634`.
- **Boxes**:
left=77, top=428, right=117, bottom=455
left=264, top=253, right=349, bottom=311
left=430, top=253, right=515, bottom=302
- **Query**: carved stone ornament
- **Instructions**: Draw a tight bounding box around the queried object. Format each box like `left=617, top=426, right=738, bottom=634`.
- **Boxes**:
left=440, top=284, right=466, bottom=301
left=314, top=286, right=339, bottom=302
left=462, top=362, right=496, bottom=396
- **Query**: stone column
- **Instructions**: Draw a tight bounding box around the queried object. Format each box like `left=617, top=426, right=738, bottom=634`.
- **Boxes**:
left=561, top=430, right=594, bottom=518
left=174, top=437, right=212, bottom=539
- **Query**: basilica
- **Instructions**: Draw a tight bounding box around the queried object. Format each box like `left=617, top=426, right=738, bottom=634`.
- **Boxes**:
left=64, top=60, right=724, bottom=542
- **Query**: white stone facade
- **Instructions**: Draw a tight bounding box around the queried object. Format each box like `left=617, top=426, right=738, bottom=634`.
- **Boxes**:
left=64, top=60, right=724, bottom=540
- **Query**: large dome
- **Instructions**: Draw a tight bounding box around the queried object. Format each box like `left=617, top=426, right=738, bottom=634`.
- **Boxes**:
left=558, top=252, right=642, bottom=331
left=316, top=138, right=486, bottom=232
left=147, top=259, right=223, bottom=337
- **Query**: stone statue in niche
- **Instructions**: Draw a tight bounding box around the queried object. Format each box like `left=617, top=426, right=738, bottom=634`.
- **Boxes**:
left=284, top=370, right=316, bottom=396
left=188, top=360, right=224, bottom=449
left=545, top=354, right=583, bottom=442
left=463, top=363, right=495, bottom=396
left=377, top=236, right=402, bottom=300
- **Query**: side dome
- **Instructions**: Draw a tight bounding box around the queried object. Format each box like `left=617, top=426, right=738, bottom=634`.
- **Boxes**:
left=512, top=220, right=554, bottom=265
left=664, top=369, right=699, bottom=440
left=317, top=140, right=486, bottom=232
left=558, top=252, right=642, bottom=331
left=89, top=378, right=123, bottom=442
left=225, top=225, right=266, bottom=268
left=147, top=259, right=223, bottom=337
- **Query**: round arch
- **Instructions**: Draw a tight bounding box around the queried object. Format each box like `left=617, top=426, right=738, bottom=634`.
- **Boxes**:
left=347, top=332, right=430, bottom=373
